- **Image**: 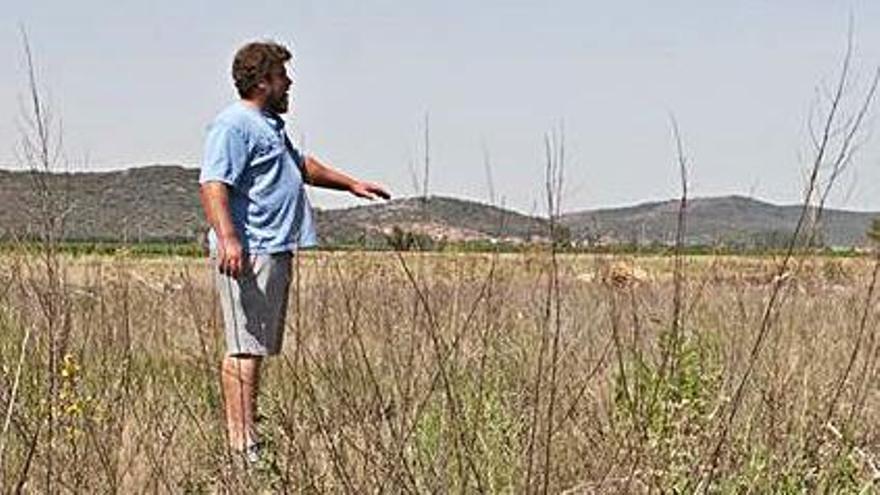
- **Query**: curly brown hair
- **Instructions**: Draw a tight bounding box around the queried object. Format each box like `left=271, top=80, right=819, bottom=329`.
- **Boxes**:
left=231, top=41, right=292, bottom=98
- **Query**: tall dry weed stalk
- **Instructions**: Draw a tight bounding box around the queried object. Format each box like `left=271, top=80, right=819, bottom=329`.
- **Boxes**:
left=698, top=23, right=880, bottom=490
left=0, top=27, right=75, bottom=491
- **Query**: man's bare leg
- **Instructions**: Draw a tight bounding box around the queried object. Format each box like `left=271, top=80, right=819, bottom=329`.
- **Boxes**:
left=222, top=354, right=262, bottom=451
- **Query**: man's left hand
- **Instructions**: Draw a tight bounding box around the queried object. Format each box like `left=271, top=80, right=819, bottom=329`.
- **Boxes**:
left=350, top=181, right=391, bottom=200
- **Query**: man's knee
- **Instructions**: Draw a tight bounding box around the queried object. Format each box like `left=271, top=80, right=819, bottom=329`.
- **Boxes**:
left=222, top=354, right=262, bottom=382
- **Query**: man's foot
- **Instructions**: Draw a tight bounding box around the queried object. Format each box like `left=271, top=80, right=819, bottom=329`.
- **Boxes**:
left=243, top=441, right=262, bottom=465
left=227, top=438, right=284, bottom=490
left=229, top=440, right=263, bottom=471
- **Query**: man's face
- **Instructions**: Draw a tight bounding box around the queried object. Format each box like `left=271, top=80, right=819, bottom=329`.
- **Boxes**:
left=262, top=64, right=292, bottom=114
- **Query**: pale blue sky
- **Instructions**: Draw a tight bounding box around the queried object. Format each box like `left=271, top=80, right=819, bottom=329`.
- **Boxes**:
left=3, top=1, right=880, bottom=213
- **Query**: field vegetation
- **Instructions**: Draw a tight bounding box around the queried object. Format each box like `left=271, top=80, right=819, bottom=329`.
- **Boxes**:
left=1, top=250, right=880, bottom=492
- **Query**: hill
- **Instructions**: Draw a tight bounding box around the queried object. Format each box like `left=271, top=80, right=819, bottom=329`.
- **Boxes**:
left=0, top=165, right=203, bottom=242
left=1, top=166, right=877, bottom=248
left=317, top=196, right=547, bottom=245
left=560, top=195, right=879, bottom=247
left=0, top=165, right=547, bottom=245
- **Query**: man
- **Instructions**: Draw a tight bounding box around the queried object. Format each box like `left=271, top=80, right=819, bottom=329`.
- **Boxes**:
left=199, top=41, right=389, bottom=462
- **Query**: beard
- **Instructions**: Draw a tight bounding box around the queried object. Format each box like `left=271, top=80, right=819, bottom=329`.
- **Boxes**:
left=266, top=90, right=290, bottom=114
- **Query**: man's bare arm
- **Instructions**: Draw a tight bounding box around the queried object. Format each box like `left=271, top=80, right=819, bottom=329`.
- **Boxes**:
left=199, top=182, right=244, bottom=278
left=302, top=154, right=391, bottom=200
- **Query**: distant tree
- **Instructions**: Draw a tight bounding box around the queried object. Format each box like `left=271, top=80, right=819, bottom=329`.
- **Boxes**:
left=575, top=229, right=602, bottom=248
left=385, top=226, right=411, bottom=251
left=551, top=224, right=572, bottom=249
left=748, top=229, right=796, bottom=250
left=385, top=226, right=434, bottom=251
left=867, top=217, right=880, bottom=245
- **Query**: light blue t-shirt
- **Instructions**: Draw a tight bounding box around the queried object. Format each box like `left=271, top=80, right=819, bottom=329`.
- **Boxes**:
left=199, top=102, right=318, bottom=253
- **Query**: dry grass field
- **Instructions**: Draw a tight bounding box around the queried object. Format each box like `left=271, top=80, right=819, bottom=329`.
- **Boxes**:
left=0, top=249, right=879, bottom=493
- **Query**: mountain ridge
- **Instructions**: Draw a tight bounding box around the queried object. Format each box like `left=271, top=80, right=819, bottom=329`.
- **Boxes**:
left=1, top=165, right=877, bottom=247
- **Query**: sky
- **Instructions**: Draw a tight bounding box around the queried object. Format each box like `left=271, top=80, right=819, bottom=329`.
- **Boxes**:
left=3, top=1, right=880, bottom=214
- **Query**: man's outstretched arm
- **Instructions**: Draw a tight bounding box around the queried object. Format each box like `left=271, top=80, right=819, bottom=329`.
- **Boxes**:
left=200, top=182, right=244, bottom=278
left=302, top=154, right=391, bottom=200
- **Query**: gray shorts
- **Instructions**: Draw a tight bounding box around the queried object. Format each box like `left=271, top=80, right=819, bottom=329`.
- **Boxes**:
left=214, top=252, right=292, bottom=356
